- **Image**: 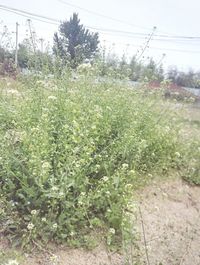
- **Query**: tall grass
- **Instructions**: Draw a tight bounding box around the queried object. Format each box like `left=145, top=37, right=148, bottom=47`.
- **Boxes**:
left=0, top=75, right=188, bottom=247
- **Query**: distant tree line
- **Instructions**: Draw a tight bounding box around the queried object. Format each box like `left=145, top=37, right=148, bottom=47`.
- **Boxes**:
left=100, top=52, right=164, bottom=82
left=167, top=67, right=200, bottom=88
left=0, top=12, right=199, bottom=88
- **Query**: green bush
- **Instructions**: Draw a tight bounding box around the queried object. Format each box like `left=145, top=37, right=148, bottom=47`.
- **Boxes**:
left=0, top=76, right=182, bottom=247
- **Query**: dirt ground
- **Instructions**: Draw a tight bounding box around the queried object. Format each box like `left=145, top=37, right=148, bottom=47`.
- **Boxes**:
left=21, top=245, right=123, bottom=265
left=1, top=177, right=200, bottom=265
left=137, top=177, right=200, bottom=265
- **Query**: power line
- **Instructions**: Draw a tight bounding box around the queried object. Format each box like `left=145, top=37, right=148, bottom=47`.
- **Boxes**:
left=1, top=4, right=200, bottom=55
left=96, top=30, right=200, bottom=45
left=150, top=46, right=200, bottom=54
left=88, top=26, right=200, bottom=40
left=0, top=6, right=59, bottom=25
left=104, top=40, right=200, bottom=54
left=1, top=4, right=200, bottom=41
left=56, top=0, right=200, bottom=38
left=0, top=4, right=60, bottom=23
left=57, top=0, right=154, bottom=32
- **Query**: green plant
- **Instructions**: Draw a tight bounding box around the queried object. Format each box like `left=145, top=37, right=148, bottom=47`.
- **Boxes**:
left=0, top=75, right=189, bottom=248
left=53, top=13, right=99, bottom=68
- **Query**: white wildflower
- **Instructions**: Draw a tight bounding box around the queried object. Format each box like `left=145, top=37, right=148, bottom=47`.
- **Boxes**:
left=106, top=106, right=112, bottom=111
left=165, top=126, right=170, bottom=132
left=42, top=217, right=47, bottom=222
left=109, top=228, right=115, bottom=234
left=126, top=184, right=133, bottom=189
left=31, top=127, right=39, bottom=132
left=36, top=80, right=45, bottom=85
left=42, top=161, right=50, bottom=169
left=31, top=209, right=37, bottom=215
left=59, top=191, right=64, bottom=197
left=175, top=152, right=181, bottom=158
left=27, top=222, right=34, bottom=230
left=78, top=200, right=83, bottom=205
left=122, top=163, right=128, bottom=168
left=52, top=223, right=58, bottom=229
left=42, top=107, right=49, bottom=112
left=48, top=95, right=57, bottom=100
left=6, top=89, right=21, bottom=97
left=102, top=176, right=109, bottom=182
left=70, top=231, right=75, bottom=236
left=51, top=186, right=58, bottom=191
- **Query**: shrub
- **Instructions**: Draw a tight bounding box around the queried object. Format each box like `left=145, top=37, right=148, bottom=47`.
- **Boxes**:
left=0, top=76, right=183, bottom=247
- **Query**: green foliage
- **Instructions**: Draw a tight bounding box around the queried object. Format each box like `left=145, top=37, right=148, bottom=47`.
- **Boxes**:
left=167, top=66, right=200, bottom=88
left=53, top=13, right=99, bottom=68
left=0, top=47, right=13, bottom=63
left=129, top=56, right=142, bottom=81
left=0, top=47, right=16, bottom=77
left=97, top=50, right=164, bottom=82
left=140, top=58, right=164, bottom=82
left=17, top=44, right=29, bottom=69
left=16, top=39, right=53, bottom=73
left=0, top=76, right=190, bottom=248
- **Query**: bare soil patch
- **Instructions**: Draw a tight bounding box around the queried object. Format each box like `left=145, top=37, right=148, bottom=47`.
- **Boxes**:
left=137, top=178, right=200, bottom=265
left=22, top=244, right=123, bottom=265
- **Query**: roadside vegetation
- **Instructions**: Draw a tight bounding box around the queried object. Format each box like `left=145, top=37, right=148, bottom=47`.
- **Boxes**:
left=0, top=72, right=199, bottom=250
left=0, top=12, right=200, bottom=265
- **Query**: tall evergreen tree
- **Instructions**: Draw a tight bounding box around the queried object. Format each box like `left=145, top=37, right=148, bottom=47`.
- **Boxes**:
left=53, top=13, right=99, bottom=68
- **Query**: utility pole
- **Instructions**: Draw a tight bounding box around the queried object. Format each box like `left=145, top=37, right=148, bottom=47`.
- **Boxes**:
left=15, top=22, right=19, bottom=66
left=39, top=38, right=44, bottom=53
left=102, top=39, right=106, bottom=74
left=27, top=19, right=36, bottom=53
left=27, top=19, right=38, bottom=70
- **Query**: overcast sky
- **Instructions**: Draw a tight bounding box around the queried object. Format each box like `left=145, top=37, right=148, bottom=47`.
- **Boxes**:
left=0, top=0, right=200, bottom=71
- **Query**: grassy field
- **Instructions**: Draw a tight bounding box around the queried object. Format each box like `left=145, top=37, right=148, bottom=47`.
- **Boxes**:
left=0, top=74, right=199, bottom=264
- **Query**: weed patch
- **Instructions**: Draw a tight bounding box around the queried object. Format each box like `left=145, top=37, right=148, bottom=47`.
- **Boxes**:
left=0, top=76, right=197, bottom=248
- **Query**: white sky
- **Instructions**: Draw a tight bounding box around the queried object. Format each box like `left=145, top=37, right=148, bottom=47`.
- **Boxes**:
left=0, top=0, right=200, bottom=71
